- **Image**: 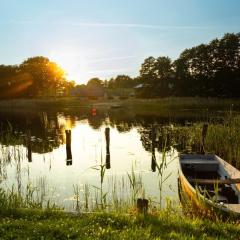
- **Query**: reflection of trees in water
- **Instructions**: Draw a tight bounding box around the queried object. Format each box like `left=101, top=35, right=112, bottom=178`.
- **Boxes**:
left=0, top=111, right=77, bottom=154
left=0, top=108, right=206, bottom=155
left=138, top=125, right=174, bottom=153
left=87, top=113, right=106, bottom=129
left=138, top=124, right=204, bottom=154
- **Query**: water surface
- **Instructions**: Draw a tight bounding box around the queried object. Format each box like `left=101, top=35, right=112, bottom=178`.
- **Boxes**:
left=0, top=107, right=229, bottom=210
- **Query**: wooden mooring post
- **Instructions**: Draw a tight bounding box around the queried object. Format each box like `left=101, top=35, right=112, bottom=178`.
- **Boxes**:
left=65, top=130, right=72, bottom=165
left=105, top=127, right=111, bottom=169
left=137, top=198, right=149, bottom=214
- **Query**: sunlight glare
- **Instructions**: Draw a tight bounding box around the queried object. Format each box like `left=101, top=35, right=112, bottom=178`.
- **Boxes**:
left=49, top=50, right=88, bottom=84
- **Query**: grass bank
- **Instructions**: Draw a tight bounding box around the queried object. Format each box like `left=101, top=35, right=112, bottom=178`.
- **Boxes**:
left=0, top=97, right=240, bottom=111
left=1, top=208, right=240, bottom=240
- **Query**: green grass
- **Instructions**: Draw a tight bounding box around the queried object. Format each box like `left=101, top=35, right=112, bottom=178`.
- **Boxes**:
left=0, top=208, right=240, bottom=240
left=1, top=96, right=240, bottom=111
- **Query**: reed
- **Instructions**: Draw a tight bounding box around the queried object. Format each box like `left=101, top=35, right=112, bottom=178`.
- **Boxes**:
left=154, top=114, right=240, bottom=168
left=127, top=164, right=143, bottom=205
left=91, top=147, right=108, bottom=210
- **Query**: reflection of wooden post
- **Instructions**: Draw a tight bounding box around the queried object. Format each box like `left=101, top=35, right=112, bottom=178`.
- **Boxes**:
left=105, top=127, right=111, bottom=169
left=66, top=130, right=71, bottom=146
left=106, top=154, right=111, bottom=169
left=137, top=198, right=148, bottom=214
left=151, top=155, right=156, bottom=172
left=65, top=130, right=72, bottom=165
left=105, top=127, right=110, bottom=154
left=151, top=126, right=156, bottom=172
left=27, top=130, right=32, bottom=162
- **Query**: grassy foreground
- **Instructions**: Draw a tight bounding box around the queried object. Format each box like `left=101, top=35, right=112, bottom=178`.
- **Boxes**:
left=0, top=209, right=240, bottom=240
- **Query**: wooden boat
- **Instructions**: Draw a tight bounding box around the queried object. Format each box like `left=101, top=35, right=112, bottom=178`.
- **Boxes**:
left=178, top=154, right=240, bottom=218
left=110, top=104, right=123, bottom=109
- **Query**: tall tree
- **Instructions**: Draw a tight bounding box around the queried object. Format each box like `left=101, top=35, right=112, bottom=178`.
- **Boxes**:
left=174, top=33, right=240, bottom=97
left=108, top=75, right=134, bottom=88
left=138, top=56, right=174, bottom=97
left=86, top=78, right=104, bottom=98
left=19, top=56, right=66, bottom=96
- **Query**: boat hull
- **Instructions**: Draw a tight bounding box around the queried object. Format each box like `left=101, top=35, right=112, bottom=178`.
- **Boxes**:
left=178, top=155, right=240, bottom=219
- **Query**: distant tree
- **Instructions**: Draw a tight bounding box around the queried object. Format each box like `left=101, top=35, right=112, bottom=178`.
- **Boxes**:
left=86, top=78, right=104, bottom=98
left=87, top=78, right=103, bottom=88
left=0, top=56, right=72, bottom=98
left=62, top=80, right=75, bottom=96
left=174, top=33, right=240, bottom=97
left=19, top=56, right=66, bottom=96
left=0, top=65, right=18, bottom=92
left=71, top=84, right=87, bottom=97
left=138, top=56, right=174, bottom=97
left=0, top=65, right=32, bottom=98
left=108, top=75, right=134, bottom=88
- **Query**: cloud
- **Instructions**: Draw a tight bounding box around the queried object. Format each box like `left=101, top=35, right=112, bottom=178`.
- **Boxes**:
left=7, top=19, right=212, bottom=30
left=87, top=55, right=137, bottom=63
left=63, top=21, right=211, bottom=30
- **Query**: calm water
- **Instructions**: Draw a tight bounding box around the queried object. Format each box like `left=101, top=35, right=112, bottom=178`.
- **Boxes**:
left=0, top=107, right=227, bottom=210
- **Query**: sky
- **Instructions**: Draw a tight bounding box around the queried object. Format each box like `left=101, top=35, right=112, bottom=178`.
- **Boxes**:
left=0, top=0, right=240, bottom=84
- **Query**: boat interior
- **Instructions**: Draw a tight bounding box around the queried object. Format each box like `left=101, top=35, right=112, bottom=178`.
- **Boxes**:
left=180, top=154, right=240, bottom=204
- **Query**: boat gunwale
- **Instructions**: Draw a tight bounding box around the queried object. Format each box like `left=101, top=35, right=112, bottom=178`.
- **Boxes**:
left=179, top=153, right=240, bottom=216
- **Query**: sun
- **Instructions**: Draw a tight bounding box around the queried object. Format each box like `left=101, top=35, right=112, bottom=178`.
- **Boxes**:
left=49, top=50, right=88, bottom=84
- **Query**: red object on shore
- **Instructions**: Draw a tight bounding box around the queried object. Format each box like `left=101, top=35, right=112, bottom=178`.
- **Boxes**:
left=91, top=108, right=97, bottom=116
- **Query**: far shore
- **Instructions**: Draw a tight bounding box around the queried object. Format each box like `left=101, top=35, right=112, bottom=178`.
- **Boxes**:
left=0, top=97, right=240, bottom=114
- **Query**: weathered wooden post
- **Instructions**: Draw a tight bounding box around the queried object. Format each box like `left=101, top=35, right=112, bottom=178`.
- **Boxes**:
left=151, top=126, right=156, bottom=172
left=65, top=130, right=72, bottom=165
left=201, top=124, right=208, bottom=154
left=105, top=127, right=111, bottom=169
left=137, top=198, right=149, bottom=214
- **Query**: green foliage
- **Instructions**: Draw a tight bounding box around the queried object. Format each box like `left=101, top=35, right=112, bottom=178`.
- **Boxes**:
left=0, top=56, right=73, bottom=98
left=72, top=78, right=105, bottom=98
left=108, top=75, right=136, bottom=89
left=137, top=33, right=240, bottom=98
left=138, top=56, right=174, bottom=97
left=0, top=210, right=240, bottom=239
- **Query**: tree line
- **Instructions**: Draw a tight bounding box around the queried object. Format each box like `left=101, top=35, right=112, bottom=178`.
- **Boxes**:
left=137, top=33, right=240, bottom=98
left=0, top=57, right=74, bottom=98
left=76, top=33, right=240, bottom=98
left=0, top=33, right=239, bottom=99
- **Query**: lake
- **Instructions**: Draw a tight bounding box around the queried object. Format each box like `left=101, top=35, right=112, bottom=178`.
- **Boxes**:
left=0, top=106, right=232, bottom=211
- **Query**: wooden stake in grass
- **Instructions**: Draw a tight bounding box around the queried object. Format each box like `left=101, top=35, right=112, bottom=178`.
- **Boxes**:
left=137, top=198, right=149, bottom=214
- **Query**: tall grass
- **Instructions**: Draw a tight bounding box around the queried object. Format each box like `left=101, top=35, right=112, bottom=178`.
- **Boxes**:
left=154, top=114, right=240, bottom=168
left=127, top=164, right=143, bottom=205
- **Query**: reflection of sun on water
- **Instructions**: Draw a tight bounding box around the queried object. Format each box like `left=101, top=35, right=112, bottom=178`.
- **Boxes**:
left=57, top=115, right=75, bottom=143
